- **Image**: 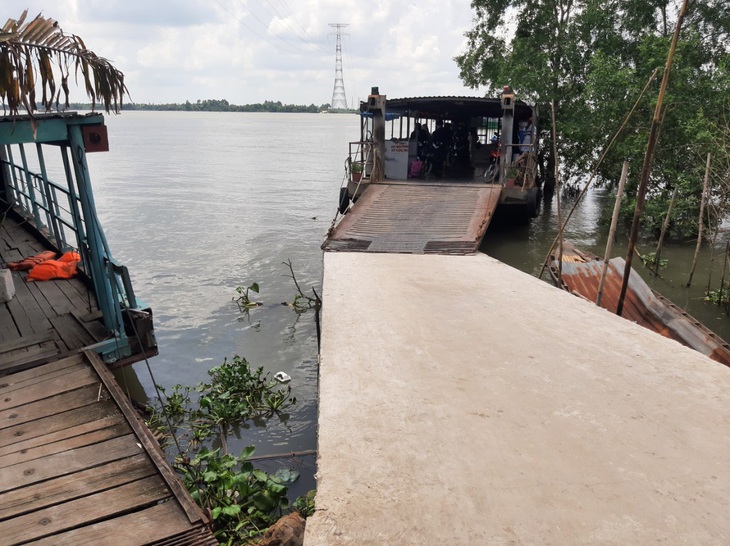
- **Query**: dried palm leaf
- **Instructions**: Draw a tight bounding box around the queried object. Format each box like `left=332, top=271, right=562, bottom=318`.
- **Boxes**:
left=0, top=10, right=128, bottom=116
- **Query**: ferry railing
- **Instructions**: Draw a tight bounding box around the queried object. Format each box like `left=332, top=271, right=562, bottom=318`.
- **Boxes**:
left=347, top=140, right=369, bottom=183
left=502, top=141, right=539, bottom=189
left=0, top=114, right=150, bottom=364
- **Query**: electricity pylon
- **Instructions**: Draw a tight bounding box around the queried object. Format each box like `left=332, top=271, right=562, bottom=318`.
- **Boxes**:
left=329, top=23, right=349, bottom=110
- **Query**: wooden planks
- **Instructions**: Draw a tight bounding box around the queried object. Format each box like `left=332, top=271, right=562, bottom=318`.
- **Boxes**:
left=0, top=214, right=107, bottom=369
left=31, top=503, right=215, bottom=546
left=0, top=352, right=216, bottom=545
left=2, top=476, right=171, bottom=542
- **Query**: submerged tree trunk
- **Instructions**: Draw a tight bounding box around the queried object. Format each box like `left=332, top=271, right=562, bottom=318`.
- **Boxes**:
left=687, top=153, right=712, bottom=286
left=653, top=186, right=678, bottom=277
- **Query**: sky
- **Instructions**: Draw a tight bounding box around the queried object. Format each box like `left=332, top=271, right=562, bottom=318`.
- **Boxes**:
left=6, top=0, right=486, bottom=107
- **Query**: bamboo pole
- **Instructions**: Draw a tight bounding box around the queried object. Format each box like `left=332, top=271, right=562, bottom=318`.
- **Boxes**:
left=718, top=240, right=730, bottom=307
left=652, top=186, right=678, bottom=277
left=725, top=242, right=730, bottom=316
left=597, top=161, right=629, bottom=307
left=616, top=0, right=689, bottom=316
left=551, top=100, right=563, bottom=284
left=686, top=152, right=712, bottom=286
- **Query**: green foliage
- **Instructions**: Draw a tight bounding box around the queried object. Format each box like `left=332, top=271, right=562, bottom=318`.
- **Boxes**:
left=108, top=99, right=330, bottom=113
left=145, top=355, right=299, bottom=542
left=234, top=262, right=321, bottom=314
left=705, top=284, right=730, bottom=306
left=292, top=489, right=316, bottom=518
left=639, top=252, right=668, bottom=269
left=175, top=447, right=290, bottom=543
left=199, top=356, right=296, bottom=427
left=281, top=259, right=321, bottom=312
left=146, top=355, right=296, bottom=452
left=456, top=0, right=730, bottom=237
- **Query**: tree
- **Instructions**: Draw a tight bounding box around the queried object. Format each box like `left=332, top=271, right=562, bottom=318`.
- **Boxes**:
left=0, top=10, right=128, bottom=115
left=455, top=0, right=590, bottom=192
left=456, top=0, right=730, bottom=237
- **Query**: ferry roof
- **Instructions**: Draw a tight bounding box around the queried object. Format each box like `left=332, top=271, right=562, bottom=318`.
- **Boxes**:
left=384, top=95, right=533, bottom=120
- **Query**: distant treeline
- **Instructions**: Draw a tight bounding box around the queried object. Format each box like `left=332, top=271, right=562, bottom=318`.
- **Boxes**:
left=66, top=99, right=355, bottom=114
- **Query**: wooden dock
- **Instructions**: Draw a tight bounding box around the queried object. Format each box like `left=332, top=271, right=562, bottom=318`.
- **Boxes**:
left=0, top=212, right=157, bottom=373
left=323, top=181, right=501, bottom=254
left=1, top=203, right=211, bottom=544
left=0, top=349, right=216, bottom=545
left=0, top=214, right=107, bottom=372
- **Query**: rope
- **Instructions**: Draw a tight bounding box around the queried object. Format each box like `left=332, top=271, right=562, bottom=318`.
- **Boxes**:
left=125, top=305, right=186, bottom=459
left=328, top=142, right=372, bottom=236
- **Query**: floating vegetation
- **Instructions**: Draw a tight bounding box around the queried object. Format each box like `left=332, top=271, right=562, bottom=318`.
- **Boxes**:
left=639, top=251, right=668, bottom=270
left=234, top=282, right=263, bottom=311
left=145, top=355, right=311, bottom=543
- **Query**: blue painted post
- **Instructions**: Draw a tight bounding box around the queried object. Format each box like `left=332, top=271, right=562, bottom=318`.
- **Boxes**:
left=0, top=146, right=15, bottom=205
left=67, top=125, right=125, bottom=340
left=17, top=144, right=43, bottom=230
left=6, top=147, right=28, bottom=215
left=36, top=143, right=64, bottom=251
left=61, top=145, right=90, bottom=274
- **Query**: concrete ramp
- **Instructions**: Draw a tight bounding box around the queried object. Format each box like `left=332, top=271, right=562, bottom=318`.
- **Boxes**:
left=323, top=183, right=501, bottom=254
left=307, top=252, right=730, bottom=545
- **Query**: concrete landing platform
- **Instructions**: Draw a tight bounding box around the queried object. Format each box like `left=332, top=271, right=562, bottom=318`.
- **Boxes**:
left=306, top=252, right=730, bottom=545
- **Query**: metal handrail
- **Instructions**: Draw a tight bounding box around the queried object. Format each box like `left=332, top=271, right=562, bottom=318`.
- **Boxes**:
left=1, top=141, right=138, bottom=361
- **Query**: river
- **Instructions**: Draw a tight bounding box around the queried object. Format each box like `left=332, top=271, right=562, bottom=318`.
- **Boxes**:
left=84, top=110, right=730, bottom=499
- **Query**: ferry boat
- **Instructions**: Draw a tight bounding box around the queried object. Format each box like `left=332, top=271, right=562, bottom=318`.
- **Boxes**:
left=323, top=87, right=540, bottom=254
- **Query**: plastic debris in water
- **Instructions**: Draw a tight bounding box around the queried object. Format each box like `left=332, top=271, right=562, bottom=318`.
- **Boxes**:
left=274, top=371, right=291, bottom=383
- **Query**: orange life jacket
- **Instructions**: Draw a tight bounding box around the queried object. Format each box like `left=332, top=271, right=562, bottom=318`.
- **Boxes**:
left=26, top=251, right=81, bottom=282
left=7, top=250, right=57, bottom=271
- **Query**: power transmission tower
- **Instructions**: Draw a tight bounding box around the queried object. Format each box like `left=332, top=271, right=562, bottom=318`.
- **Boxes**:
left=329, top=23, right=349, bottom=109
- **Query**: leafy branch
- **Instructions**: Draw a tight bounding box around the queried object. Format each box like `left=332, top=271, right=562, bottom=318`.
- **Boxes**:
left=233, top=282, right=262, bottom=311
left=281, top=259, right=321, bottom=311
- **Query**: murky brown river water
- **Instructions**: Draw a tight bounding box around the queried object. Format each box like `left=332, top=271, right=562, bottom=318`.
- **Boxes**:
left=79, top=111, right=728, bottom=500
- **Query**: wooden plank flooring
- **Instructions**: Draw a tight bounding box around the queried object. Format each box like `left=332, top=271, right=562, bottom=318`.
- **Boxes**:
left=323, top=182, right=502, bottom=254
left=0, top=350, right=216, bottom=545
left=0, top=214, right=106, bottom=374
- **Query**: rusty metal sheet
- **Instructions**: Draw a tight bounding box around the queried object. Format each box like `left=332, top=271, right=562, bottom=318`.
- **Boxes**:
left=323, top=183, right=501, bottom=254
left=551, top=245, right=730, bottom=367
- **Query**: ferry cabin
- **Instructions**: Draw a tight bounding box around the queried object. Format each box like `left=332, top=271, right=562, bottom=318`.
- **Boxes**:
left=343, top=87, right=540, bottom=221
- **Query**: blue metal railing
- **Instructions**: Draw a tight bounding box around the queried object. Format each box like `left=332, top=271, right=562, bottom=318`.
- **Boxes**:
left=0, top=121, right=139, bottom=363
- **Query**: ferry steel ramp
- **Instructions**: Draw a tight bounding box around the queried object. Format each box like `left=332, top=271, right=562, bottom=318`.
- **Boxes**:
left=0, top=350, right=216, bottom=545
left=307, top=252, right=730, bottom=545
left=322, top=182, right=501, bottom=254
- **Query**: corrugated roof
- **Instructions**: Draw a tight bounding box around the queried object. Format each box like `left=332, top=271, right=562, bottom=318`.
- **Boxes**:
left=361, top=95, right=533, bottom=120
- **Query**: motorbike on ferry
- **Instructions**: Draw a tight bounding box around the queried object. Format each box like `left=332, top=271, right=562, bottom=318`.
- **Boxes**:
left=483, top=134, right=501, bottom=183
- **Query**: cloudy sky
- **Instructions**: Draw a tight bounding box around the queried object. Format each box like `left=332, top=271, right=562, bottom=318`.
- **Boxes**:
left=7, top=0, right=486, bottom=107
